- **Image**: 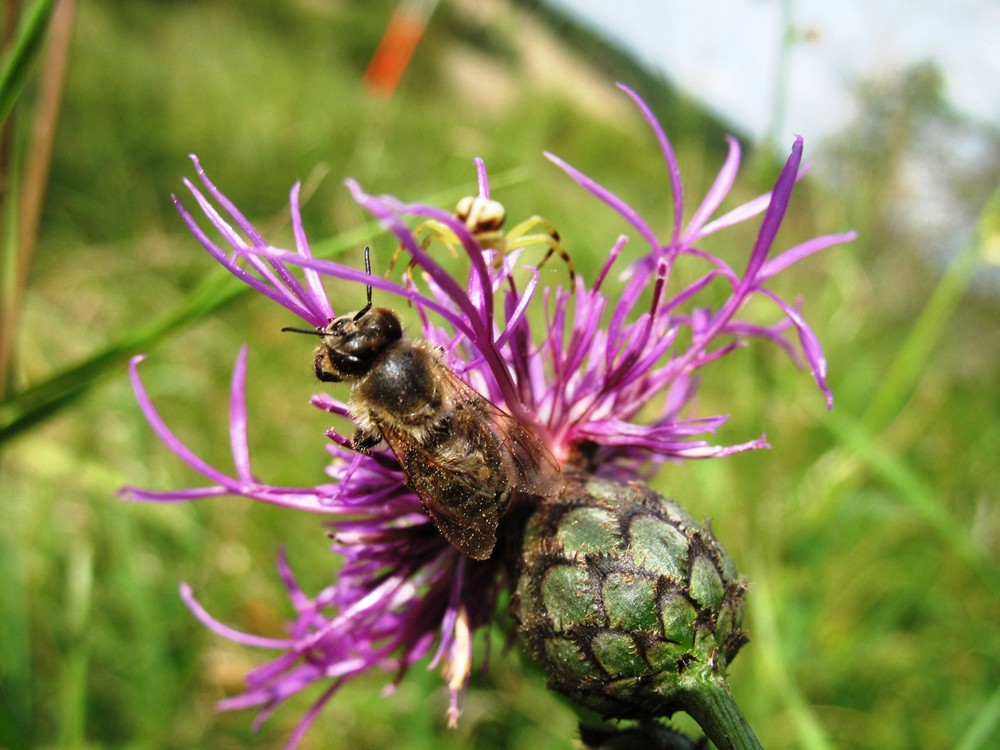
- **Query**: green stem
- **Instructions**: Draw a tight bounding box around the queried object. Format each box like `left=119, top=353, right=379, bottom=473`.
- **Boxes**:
left=682, top=675, right=763, bottom=750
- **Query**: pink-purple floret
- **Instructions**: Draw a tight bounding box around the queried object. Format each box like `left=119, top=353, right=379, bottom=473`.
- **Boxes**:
left=120, top=84, right=855, bottom=747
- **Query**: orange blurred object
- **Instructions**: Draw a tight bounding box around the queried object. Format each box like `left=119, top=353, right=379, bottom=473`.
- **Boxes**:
left=363, top=0, right=437, bottom=97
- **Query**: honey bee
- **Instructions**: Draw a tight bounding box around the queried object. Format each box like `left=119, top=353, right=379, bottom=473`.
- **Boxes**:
left=387, top=195, right=575, bottom=286
left=284, top=249, right=562, bottom=560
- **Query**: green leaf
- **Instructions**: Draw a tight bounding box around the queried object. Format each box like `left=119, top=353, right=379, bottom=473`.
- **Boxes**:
left=0, top=0, right=56, bottom=125
left=0, top=229, right=367, bottom=443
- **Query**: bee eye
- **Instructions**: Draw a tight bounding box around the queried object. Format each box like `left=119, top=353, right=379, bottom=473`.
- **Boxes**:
left=351, top=309, right=399, bottom=344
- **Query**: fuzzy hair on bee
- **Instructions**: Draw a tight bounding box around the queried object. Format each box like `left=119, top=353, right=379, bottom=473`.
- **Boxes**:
left=283, top=248, right=561, bottom=560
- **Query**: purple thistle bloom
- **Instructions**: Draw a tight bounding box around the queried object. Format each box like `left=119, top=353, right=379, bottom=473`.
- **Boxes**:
left=121, top=83, right=854, bottom=747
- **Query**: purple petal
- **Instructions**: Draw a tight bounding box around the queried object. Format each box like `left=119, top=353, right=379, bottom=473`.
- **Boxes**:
left=743, top=136, right=804, bottom=283
left=119, top=486, right=230, bottom=503
left=289, top=182, right=334, bottom=320
left=756, top=287, right=833, bottom=408
left=127, top=356, right=236, bottom=486
left=545, top=151, right=662, bottom=254
left=189, top=155, right=266, bottom=246
left=685, top=136, right=741, bottom=241
left=229, top=346, right=253, bottom=484
left=758, top=231, right=857, bottom=281
left=181, top=583, right=293, bottom=648
left=616, top=82, right=684, bottom=244
left=285, top=683, right=341, bottom=750
left=474, top=157, right=490, bottom=199
left=699, top=192, right=769, bottom=240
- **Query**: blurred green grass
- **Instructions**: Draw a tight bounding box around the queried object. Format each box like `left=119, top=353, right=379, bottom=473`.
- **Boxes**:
left=1, top=1, right=998, bottom=749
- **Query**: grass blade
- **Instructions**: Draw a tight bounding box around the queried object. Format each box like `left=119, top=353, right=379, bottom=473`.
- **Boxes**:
left=0, top=0, right=56, bottom=124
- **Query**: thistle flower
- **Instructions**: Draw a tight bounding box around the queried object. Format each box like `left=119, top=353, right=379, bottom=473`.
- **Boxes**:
left=121, top=83, right=854, bottom=747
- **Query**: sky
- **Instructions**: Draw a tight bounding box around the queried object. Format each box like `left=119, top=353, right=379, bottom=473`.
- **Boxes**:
left=547, top=0, right=1000, bottom=145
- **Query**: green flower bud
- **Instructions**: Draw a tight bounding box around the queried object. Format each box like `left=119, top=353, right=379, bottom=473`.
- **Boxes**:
left=514, top=473, right=757, bottom=748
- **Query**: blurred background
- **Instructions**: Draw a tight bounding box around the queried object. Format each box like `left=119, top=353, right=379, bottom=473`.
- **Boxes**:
left=1, top=0, right=997, bottom=748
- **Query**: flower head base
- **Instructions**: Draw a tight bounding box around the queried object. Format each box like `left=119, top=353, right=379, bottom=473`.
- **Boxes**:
left=121, top=84, right=854, bottom=746
left=514, top=472, right=749, bottom=738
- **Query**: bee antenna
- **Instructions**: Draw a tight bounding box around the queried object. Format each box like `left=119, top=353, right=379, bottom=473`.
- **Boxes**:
left=281, top=326, right=324, bottom=336
left=353, top=245, right=373, bottom=321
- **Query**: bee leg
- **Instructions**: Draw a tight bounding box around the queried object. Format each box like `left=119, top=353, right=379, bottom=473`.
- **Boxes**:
left=350, top=427, right=383, bottom=454
left=313, top=348, right=342, bottom=383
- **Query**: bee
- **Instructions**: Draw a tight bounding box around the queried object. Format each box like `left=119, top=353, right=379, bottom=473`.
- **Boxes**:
left=387, top=195, right=575, bottom=287
left=283, top=249, right=562, bottom=560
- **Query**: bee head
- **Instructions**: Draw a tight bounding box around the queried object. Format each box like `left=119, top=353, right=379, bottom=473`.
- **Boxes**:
left=315, top=305, right=402, bottom=379
left=282, top=246, right=403, bottom=382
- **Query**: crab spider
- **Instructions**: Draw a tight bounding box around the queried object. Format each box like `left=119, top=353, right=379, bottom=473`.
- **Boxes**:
left=387, top=195, right=575, bottom=288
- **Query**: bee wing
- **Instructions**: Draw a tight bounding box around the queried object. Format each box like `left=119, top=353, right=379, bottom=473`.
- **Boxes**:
left=377, top=418, right=506, bottom=560
left=376, top=366, right=562, bottom=560
left=441, top=369, right=563, bottom=498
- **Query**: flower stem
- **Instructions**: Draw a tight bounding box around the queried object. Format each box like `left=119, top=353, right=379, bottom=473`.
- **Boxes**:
left=682, top=675, right=763, bottom=750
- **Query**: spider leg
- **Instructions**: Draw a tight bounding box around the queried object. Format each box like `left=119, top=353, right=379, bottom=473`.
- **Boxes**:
left=386, top=219, right=461, bottom=292
left=503, top=216, right=575, bottom=284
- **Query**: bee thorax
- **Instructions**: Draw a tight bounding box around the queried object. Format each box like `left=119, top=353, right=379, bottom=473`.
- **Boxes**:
left=351, top=341, right=448, bottom=441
